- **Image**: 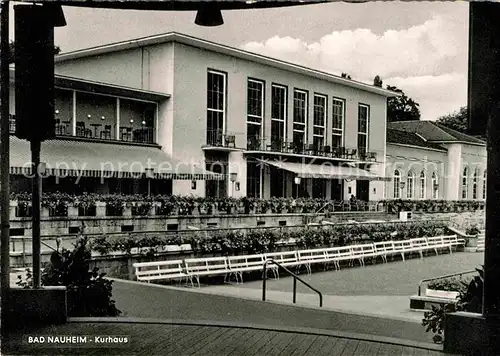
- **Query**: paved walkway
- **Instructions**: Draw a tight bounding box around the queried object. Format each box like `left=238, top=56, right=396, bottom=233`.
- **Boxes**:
left=3, top=320, right=445, bottom=356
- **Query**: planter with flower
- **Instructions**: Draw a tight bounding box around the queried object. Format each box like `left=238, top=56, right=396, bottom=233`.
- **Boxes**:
left=176, top=196, right=196, bottom=216
left=240, top=197, right=256, bottom=214
left=41, top=192, right=72, bottom=217
left=197, top=197, right=215, bottom=215
left=73, top=193, right=97, bottom=217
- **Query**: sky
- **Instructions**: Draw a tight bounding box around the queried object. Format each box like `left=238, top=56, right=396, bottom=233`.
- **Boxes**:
left=10, top=1, right=470, bottom=121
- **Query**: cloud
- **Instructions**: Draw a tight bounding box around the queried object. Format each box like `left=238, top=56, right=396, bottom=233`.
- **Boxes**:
left=240, top=14, right=468, bottom=120
left=386, top=73, right=467, bottom=120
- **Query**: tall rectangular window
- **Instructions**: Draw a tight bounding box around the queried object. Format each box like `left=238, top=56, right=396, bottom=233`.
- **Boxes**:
left=358, top=104, right=370, bottom=155
left=246, top=79, right=264, bottom=150
left=293, top=89, right=308, bottom=150
left=313, top=94, right=327, bottom=151
left=207, top=70, right=226, bottom=146
left=332, top=98, right=345, bottom=149
left=271, top=84, right=287, bottom=151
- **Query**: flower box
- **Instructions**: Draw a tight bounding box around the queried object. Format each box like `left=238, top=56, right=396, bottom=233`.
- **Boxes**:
left=425, top=289, right=460, bottom=299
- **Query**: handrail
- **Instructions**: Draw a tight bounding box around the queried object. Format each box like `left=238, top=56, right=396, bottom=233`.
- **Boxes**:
left=417, top=269, right=478, bottom=296
left=262, top=259, right=323, bottom=308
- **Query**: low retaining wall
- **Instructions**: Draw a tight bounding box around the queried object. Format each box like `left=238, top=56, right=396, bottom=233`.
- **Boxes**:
left=9, top=211, right=390, bottom=239
left=413, top=210, right=484, bottom=231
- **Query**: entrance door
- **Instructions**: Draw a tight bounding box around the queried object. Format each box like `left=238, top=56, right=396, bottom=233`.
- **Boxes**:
left=270, top=167, right=285, bottom=197
left=331, top=180, right=343, bottom=200
left=356, top=180, right=369, bottom=201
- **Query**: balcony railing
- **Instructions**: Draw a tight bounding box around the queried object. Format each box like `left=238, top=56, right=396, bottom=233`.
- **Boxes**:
left=9, top=116, right=155, bottom=144
left=249, top=137, right=378, bottom=161
left=206, top=129, right=236, bottom=148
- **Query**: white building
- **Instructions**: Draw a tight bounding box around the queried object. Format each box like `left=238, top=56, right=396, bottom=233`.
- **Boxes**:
left=51, top=32, right=395, bottom=200
left=385, top=121, right=487, bottom=201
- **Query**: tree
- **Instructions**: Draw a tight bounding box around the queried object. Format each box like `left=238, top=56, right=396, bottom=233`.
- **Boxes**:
left=8, top=41, right=61, bottom=63
left=373, top=75, right=383, bottom=87
left=436, top=106, right=468, bottom=133
left=386, top=85, right=421, bottom=122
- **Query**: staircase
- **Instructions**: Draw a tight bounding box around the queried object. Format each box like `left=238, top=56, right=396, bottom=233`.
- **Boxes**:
left=477, top=233, right=485, bottom=252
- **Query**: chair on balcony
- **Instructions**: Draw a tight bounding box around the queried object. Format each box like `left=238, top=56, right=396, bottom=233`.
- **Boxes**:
left=307, top=144, right=316, bottom=156
left=347, top=149, right=358, bottom=159
left=367, top=152, right=377, bottom=161
left=121, top=127, right=133, bottom=141
left=100, top=125, right=112, bottom=140
left=76, top=121, right=92, bottom=138
left=224, top=134, right=236, bottom=148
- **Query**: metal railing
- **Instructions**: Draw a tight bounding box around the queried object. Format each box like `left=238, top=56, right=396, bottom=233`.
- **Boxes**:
left=262, top=259, right=323, bottom=307
left=417, top=269, right=478, bottom=296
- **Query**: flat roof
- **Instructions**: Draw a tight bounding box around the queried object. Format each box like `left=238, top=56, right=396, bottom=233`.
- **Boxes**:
left=8, top=67, right=170, bottom=102
left=56, top=32, right=399, bottom=98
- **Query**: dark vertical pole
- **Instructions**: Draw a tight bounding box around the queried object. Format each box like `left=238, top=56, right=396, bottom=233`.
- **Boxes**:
left=31, top=140, right=42, bottom=288
left=293, top=277, right=297, bottom=304
left=468, top=2, right=500, bottom=335
left=0, top=0, right=10, bottom=301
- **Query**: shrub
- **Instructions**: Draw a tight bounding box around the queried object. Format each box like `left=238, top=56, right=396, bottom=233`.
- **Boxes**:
left=17, top=236, right=121, bottom=317
left=422, top=266, right=483, bottom=343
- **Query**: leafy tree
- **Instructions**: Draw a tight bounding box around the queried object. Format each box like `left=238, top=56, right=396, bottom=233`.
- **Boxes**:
left=8, top=41, right=61, bottom=63
left=436, top=106, right=468, bottom=133
left=373, top=75, right=383, bottom=87
left=386, top=85, right=421, bottom=122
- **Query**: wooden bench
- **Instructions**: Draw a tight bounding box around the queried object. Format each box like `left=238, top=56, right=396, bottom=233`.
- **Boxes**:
left=350, top=243, right=379, bottom=266
left=297, top=248, right=329, bottom=274
left=426, top=235, right=458, bottom=255
left=227, top=254, right=276, bottom=283
left=184, top=256, right=229, bottom=287
left=325, top=246, right=353, bottom=270
left=132, top=259, right=188, bottom=283
left=373, top=241, right=395, bottom=263
left=407, top=237, right=430, bottom=259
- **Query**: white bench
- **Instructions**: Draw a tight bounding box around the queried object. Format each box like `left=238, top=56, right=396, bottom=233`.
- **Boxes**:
left=448, top=235, right=466, bottom=249
left=297, top=248, right=329, bottom=274
left=184, top=256, right=229, bottom=287
left=392, top=240, right=413, bottom=261
left=373, top=241, right=395, bottom=263
left=227, top=254, right=276, bottom=283
left=325, top=246, right=353, bottom=270
left=426, top=235, right=457, bottom=255
left=350, top=243, right=379, bottom=266
left=407, top=237, right=430, bottom=259
left=132, top=259, right=188, bottom=283
left=264, top=251, right=301, bottom=277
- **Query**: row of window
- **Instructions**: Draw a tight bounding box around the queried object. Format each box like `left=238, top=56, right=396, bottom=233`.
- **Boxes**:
left=393, top=170, right=439, bottom=199
left=393, top=168, right=487, bottom=200
left=462, top=167, right=487, bottom=200
left=207, top=70, right=370, bottom=153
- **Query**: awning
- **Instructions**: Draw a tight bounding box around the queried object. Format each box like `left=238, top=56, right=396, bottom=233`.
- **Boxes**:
left=10, top=136, right=225, bottom=180
left=259, top=159, right=389, bottom=181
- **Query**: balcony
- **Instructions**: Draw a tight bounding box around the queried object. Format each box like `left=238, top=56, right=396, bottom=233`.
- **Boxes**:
left=205, top=129, right=237, bottom=149
left=9, top=115, right=155, bottom=145
left=248, top=137, right=378, bottom=162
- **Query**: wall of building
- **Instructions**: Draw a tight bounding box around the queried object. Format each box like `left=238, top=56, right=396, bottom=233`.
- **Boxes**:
left=170, top=42, right=388, bottom=197
left=460, top=143, right=487, bottom=200
left=385, top=144, right=448, bottom=199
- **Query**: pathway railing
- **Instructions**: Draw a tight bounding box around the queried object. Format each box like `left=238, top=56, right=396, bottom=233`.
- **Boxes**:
left=417, top=269, right=478, bottom=296
left=262, top=259, right=323, bottom=307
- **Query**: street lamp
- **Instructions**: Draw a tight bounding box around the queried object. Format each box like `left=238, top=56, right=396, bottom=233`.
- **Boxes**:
left=294, top=176, right=301, bottom=198
left=230, top=172, right=237, bottom=197
left=144, top=168, right=155, bottom=196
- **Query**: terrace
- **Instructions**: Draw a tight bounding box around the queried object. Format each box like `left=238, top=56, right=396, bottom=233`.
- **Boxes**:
left=8, top=72, right=167, bottom=146
left=203, top=130, right=379, bottom=163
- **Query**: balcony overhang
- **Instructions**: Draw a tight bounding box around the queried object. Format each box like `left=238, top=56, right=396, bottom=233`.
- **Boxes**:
left=9, top=136, right=224, bottom=180
left=55, top=75, right=170, bottom=102
left=257, top=158, right=389, bottom=181
left=244, top=149, right=379, bottom=165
